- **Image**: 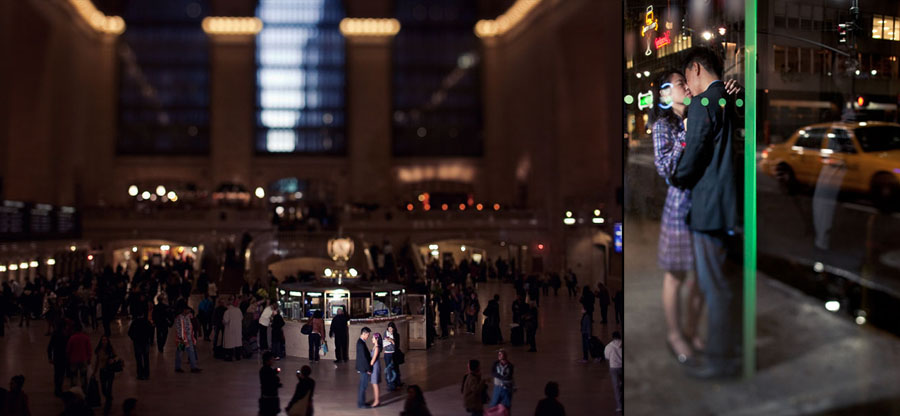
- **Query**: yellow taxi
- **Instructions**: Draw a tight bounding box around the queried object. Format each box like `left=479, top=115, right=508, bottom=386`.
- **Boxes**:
left=759, top=121, right=900, bottom=206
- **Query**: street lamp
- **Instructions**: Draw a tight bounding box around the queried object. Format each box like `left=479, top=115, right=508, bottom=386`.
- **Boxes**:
left=702, top=31, right=713, bottom=41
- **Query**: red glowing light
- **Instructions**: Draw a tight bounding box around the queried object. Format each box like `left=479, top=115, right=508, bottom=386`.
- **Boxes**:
left=537, top=244, right=544, bottom=250
left=654, top=31, right=671, bottom=49
left=441, top=204, right=448, bottom=211
left=87, top=254, right=94, bottom=261
left=423, top=204, right=431, bottom=211
left=406, top=204, right=414, bottom=211
left=493, top=203, right=500, bottom=211
left=476, top=203, right=483, bottom=211
left=459, top=204, right=466, bottom=210
left=856, top=96, right=866, bottom=107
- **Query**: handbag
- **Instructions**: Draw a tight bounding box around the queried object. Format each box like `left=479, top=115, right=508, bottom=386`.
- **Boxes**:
left=393, top=348, right=405, bottom=365
left=321, top=340, right=328, bottom=355
left=107, top=359, right=124, bottom=373
left=300, top=323, right=312, bottom=335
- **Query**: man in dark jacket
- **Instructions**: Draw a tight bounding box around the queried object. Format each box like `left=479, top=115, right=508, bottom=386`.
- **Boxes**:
left=596, top=282, right=611, bottom=324
left=48, top=318, right=71, bottom=396
left=356, top=327, right=373, bottom=408
left=329, top=306, right=350, bottom=363
left=481, top=295, right=502, bottom=345
left=128, top=314, right=154, bottom=380
left=259, top=352, right=282, bottom=416
left=672, top=46, right=740, bottom=379
left=579, top=307, right=592, bottom=363
left=152, top=298, right=173, bottom=353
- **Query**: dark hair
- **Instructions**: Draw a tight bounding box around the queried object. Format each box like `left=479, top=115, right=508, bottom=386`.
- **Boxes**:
left=387, top=321, right=398, bottom=334
left=681, top=46, right=723, bottom=79
left=649, top=69, right=685, bottom=129
left=95, top=335, right=114, bottom=355
left=313, top=310, right=322, bottom=319
left=469, top=359, right=480, bottom=372
left=10, top=375, right=25, bottom=390
left=612, top=331, right=621, bottom=340
left=300, top=365, right=312, bottom=377
left=263, top=351, right=275, bottom=362
left=361, top=327, right=371, bottom=335
left=544, top=381, right=560, bottom=398
left=407, top=385, right=427, bottom=406
left=493, top=294, right=500, bottom=301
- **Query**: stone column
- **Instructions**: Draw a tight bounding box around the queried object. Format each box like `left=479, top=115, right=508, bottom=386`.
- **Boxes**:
left=209, top=34, right=256, bottom=190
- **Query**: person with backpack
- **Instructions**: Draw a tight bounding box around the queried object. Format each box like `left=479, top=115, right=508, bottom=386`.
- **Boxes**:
left=462, top=359, right=488, bottom=416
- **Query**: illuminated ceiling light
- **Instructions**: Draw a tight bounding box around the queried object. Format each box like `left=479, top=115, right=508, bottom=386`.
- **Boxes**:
left=255, top=187, right=265, bottom=199
left=441, top=204, right=449, bottom=211
left=459, top=204, right=467, bottom=210
left=564, top=218, right=576, bottom=225
left=29, top=261, right=38, bottom=267
left=594, top=209, right=601, bottom=216
left=156, top=185, right=166, bottom=197
left=68, top=0, right=125, bottom=35
left=428, top=244, right=439, bottom=250
left=855, top=69, right=861, bottom=76
left=86, top=255, right=93, bottom=261
left=702, top=31, right=713, bottom=41
left=643, top=71, right=650, bottom=77
left=275, top=206, right=285, bottom=216
left=856, top=316, right=867, bottom=325
left=128, top=185, right=139, bottom=197
left=636, top=73, right=642, bottom=79
left=160, top=245, right=170, bottom=251
left=9, top=264, right=18, bottom=271
left=593, top=217, right=605, bottom=224
left=202, top=17, right=263, bottom=35
left=141, top=191, right=151, bottom=199
left=461, top=245, right=467, bottom=252
left=493, top=203, right=500, bottom=211
left=418, top=194, right=426, bottom=202
left=825, top=300, right=840, bottom=312
left=565, top=211, right=573, bottom=218
left=407, top=204, right=414, bottom=211
left=871, top=69, right=878, bottom=75
left=475, top=0, right=543, bottom=38
left=718, top=26, right=726, bottom=36
left=431, top=250, right=439, bottom=257
left=167, top=191, right=177, bottom=200
left=339, top=18, right=401, bottom=37
left=132, top=246, right=138, bottom=252
left=349, top=268, right=358, bottom=277
left=814, top=262, right=824, bottom=273
left=192, top=246, right=198, bottom=253
left=47, top=258, right=56, bottom=265
left=0, top=266, right=5, bottom=272
left=70, top=245, right=77, bottom=252
left=476, top=204, right=484, bottom=211
left=324, top=268, right=333, bottom=277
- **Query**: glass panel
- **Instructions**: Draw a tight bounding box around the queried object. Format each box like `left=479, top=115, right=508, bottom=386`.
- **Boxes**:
left=886, top=17, right=895, bottom=41
left=873, top=15, right=884, bottom=39
left=304, top=292, right=324, bottom=317
left=349, top=293, right=372, bottom=319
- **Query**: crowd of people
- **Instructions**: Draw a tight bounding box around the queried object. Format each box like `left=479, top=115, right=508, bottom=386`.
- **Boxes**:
left=0, top=250, right=622, bottom=415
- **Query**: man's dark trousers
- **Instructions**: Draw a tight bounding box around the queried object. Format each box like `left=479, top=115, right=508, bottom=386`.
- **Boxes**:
left=693, top=231, right=741, bottom=371
left=358, top=371, right=370, bottom=407
left=133, top=342, right=150, bottom=378
left=53, top=362, right=67, bottom=395
left=335, top=333, right=349, bottom=362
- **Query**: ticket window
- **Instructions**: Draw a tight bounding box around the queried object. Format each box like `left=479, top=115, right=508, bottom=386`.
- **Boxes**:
left=350, top=293, right=372, bottom=319
left=390, top=290, right=404, bottom=315
left=325, top=291, right=349, bottom=319
left=304, top=292, right=324, bottom=318
left=373, top=292, right=390, bottom=317
left=280, top=290, right=304, bottom=321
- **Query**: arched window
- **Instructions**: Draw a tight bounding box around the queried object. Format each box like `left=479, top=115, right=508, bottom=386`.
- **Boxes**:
left=117, top=0, right=210, bottom=154
left=256, top=0, right=346, bottom=154
left=392, top=0, right=483, bottom=157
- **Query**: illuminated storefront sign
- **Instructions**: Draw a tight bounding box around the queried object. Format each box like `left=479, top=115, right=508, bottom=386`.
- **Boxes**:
left=655, top=30, right=671, bottom=49
left=637, top=90, right=653, bottom=110
left=642, top=6, right=658, bottom=56
left=614, top=223, right=622, bottom=253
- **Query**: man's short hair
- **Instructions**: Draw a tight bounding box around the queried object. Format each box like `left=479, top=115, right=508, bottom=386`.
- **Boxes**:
left=469, top=359, right=480, bottom=371
left=263, top=351, right=275, bottom=362
left=544, top=381, right=560, bottom=398
left=681, top=47, right=723, bottom=79
left=612, top=331, right=621, bottom=340
left=300, top=365, right=312, bottom=377
left=360, top=327, right=371, bottom=335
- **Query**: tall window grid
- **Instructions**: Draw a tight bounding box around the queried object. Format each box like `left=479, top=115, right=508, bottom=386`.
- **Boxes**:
left=392, top=0, right=484, bottom=157
left=117, top=0, right=210, bottom=154
left=255, top=0, right=346, bottom=154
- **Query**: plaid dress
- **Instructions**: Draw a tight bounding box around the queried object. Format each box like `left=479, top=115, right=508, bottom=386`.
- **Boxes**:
left=653, top=118, right=694, bottom=272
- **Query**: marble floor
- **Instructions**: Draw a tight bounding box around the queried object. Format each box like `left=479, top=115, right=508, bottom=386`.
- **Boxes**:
left=0, top=282, right=617, bottom=415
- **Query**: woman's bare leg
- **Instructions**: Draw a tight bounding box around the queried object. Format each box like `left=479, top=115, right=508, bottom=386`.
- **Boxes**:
left=662, top=271, right=692, bottom=358
left=372, top=383, right=380, bottom=406
left=683, top=275, right=706, bottom=351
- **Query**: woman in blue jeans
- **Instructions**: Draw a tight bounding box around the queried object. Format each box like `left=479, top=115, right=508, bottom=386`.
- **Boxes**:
left=489, top=350, right=514, bottom=409
left=384, top=322, right=403, bottom=391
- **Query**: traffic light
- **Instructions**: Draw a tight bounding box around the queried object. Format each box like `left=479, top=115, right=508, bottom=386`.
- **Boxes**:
left=856, top=95, right=868, bottom=108
left=838, top=23, right=848, bottom=43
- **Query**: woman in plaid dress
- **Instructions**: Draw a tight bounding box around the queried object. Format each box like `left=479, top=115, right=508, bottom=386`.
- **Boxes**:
left=651, top=69, right=705, bottom=364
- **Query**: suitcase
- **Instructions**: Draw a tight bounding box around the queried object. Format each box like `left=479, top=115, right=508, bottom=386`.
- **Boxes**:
left=482, top=325, right=499, bottom=345
left=589, top=336, right=604, bottom=359
left=243, top=336, right=259, bottom=358
left=510, top=325, right=524, bottom=346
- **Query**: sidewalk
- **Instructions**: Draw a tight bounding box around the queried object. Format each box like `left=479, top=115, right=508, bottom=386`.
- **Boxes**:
left=625, top=218, right=900, bottom=415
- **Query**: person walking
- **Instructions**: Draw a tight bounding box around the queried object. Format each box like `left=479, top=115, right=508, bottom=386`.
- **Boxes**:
left=464, top=292, right=480, bottom=335
left=197, top=294, right=213, bottom=341
left=578, top=306, right=592, bottom=363
left=128, top=314, right=153, bottom=380
left=579, top=286, right=595, bottom=322
left=286, top=365, right=315, bottom=416
left=356, top=327, right=373, bottom=409
left=614, top=290, right=624, bottom=326
left=522, top=302, right=538, bottom=352
left=329, top=306, right=350, bottom=363
left=92, top=335, right=118, bottom=414
left=369, top=332, right=384, bottom=407
left=2, top=375, right=31, bottom=416
left=595, top=282, right=611, bottom=325
left=488, top=349, right=515, bottom=410
left=307, top=310, right=325, bottom=363
left=212, top=298, right=227, bottom=358
left=672, top=47, right=740, bottom=379
left=174, top=304, right=201, bottom=373
left=400, top=385, right=432, bottom=416
left=462, top=360, right=488, bottom=416
left=66, top=323, right=92, bottom=389
left=258, top=352, right=282, bottom=416
left=384, top=322, right=403, bottom=391
left=564, top=270, right=577, bottom=298
left=258, top=302, right=274, bottom=352
left=481, top=295, right=502, bottom=345
left=270, top=307, right=286, bottom=360
left=605, top=332, right=623, bottom=413
left=223, top=297, right=244, bottom=361
left=48, top=318, right=71, bottom=396
left=534, top=381, right=566, bottom=416
left=152, top=296, right=173, bottom=353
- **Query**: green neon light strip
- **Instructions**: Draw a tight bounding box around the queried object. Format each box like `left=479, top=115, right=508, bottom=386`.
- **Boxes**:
left=744, top=0, right=758, bottom=380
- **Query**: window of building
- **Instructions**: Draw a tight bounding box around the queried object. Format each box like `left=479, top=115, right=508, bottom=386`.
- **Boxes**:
left=774, top=2, right=786, bottom=28
left=255, top=0, right=346, bottom=154
left=874, top=15, right=900, bottom=41
left=392, top=0, right=483, bottom=157
left=117, top=0, right=210, bottom=155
